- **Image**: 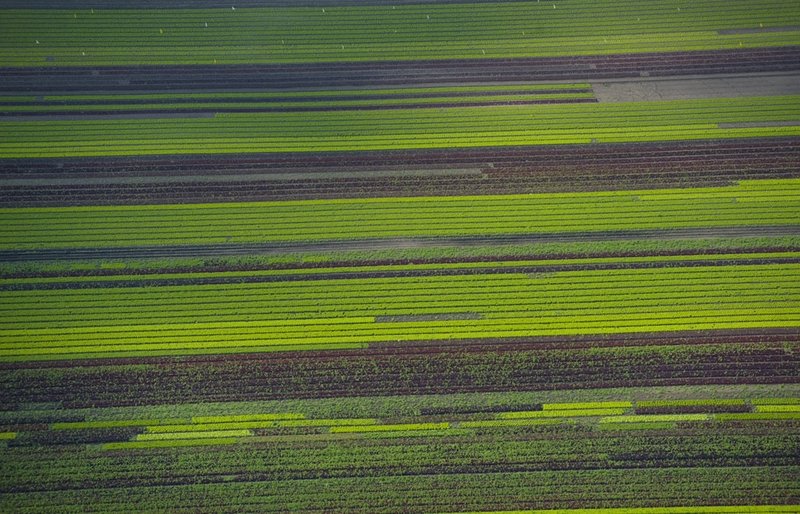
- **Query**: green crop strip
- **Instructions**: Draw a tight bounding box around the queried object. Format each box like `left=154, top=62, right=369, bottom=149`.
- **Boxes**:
left=1, top=96, right=798, bottom=157
left=1, top=178, right=797, bottom=250
left=3, top=236, right=795, bottom=277
left=1, top=1, right=798, bottom=66
left=1, top=262, right=798, bottom=361
left=3, top=251, right=797, bottom=286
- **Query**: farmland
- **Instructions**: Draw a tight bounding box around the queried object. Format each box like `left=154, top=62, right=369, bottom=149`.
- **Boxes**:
left=1, top=0, right=799, bottom=512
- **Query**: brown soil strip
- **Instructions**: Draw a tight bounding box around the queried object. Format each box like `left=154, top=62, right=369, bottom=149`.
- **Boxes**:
left=592, top=72, right=800, bottom=102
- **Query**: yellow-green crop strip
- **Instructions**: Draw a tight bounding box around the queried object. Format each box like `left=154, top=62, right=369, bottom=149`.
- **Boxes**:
left=2, top=263, right=798, bottom=361
left=1, top=96, right=798, bottom=157
left=1, top=178, right=798, bottom=249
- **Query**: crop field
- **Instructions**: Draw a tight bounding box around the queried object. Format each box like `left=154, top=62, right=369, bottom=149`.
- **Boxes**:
left=1, top=0, right=799, bottom=513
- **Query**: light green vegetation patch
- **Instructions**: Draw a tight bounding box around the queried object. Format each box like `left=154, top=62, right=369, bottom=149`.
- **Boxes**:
left=1, top=0, right=798, bottom=66
left=0, top=432, right=16, bottom=440
left=498, top=408, right=627, bottom=419
left=599, top=414, right=713, bottom=423
left=1, top=96, right=798, bottom=157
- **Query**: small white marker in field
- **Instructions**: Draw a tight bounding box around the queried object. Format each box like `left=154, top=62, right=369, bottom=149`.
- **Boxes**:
left=82, top=51, right=86, bottom=56
left=482, top=49, right=486, bottom=54
left=427, top=14, right=430, bottom=19
left=231, top=6, right=235, bottom=11
left=35, top=40, right=40, bottom=44
left=553, top=4, right=556, bottom=8
left=160, top=28, right=164, bottom=34
left=322, top=8, right=325, bottom=13
left=205, top=22, right=208, bottom=27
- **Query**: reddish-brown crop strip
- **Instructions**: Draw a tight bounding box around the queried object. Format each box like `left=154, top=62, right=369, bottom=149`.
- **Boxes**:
left=2, top=137, right=797, bottom=206
left=2, top=47, right=799, bottom=93
left=2, top=332, right=796, bottom=409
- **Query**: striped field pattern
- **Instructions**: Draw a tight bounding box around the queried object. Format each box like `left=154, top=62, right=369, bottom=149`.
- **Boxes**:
left=1, top=0, right=799, bottom=512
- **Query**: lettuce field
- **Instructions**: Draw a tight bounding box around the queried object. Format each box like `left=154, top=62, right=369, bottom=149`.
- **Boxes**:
left=1, top=0, right=799, bottom=512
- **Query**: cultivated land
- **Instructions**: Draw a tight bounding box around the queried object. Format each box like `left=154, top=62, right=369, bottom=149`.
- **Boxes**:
left=1, top=0, right=799, bottom=512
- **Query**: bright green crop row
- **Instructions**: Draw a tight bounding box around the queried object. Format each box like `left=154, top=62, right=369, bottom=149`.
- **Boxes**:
left=498, top=408, right=628, bottom=419
left=2, top=265, right=797, bottom=343
left=600, top=414, right=713, bottom=423
left=637, top=399, right=748, bottom=408
left=1, top=0, right=797, bottom=65
left=1, top=96, right=798, bottom=157
left=5, top=299, right=797, bottom=337
left=1, top=178, right=798, bottom=249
